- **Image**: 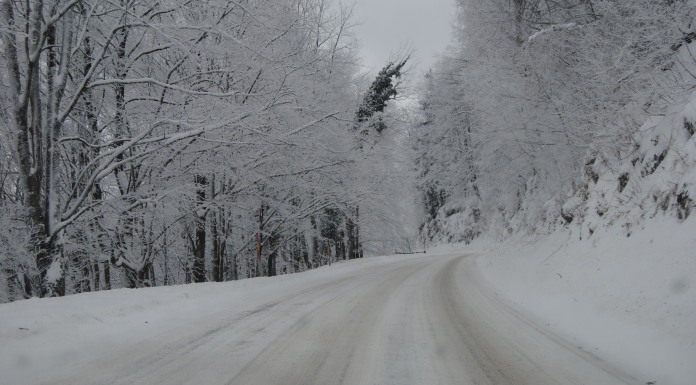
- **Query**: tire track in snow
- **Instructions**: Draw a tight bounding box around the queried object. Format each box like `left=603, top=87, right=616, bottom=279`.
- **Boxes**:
left=42, top=254, right=642, bottom=385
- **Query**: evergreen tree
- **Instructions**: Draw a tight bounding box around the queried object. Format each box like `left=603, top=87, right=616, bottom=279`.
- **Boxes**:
left=356, top=58, right=409, bottom=133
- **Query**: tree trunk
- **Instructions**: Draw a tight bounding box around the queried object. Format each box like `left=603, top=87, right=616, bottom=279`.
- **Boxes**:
left=103, top=261, right=111, bottom=290
left=310, top=215, right=319, bottom=264
left=256, top=204, right=264, bottom=277
left=210, top=177, right=222, bottom=282
left=193, top=174, right=207, bottom=283
left=211, top=209, right=221, bottom=282
left=93, top=260, right=100, bottom=291
left=124, top=261, right=154, bottom=288
left=346, top=215, right=355, bottom=259
left=267, top=232, right=277, bottom=277
left=230, top=253, right=238, bottom=281
left=1, top=0, right=60, bottom=297
left=301, top=235, right=311, bottom=270
left=356, top=207, right=363, bottom=258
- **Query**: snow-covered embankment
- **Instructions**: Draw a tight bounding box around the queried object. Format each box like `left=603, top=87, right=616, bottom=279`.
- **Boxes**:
left=472, top=92, right=696, bottom=385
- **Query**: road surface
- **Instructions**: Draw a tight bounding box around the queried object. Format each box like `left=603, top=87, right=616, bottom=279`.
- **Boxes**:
left=47, top=254, right=640, bottom=385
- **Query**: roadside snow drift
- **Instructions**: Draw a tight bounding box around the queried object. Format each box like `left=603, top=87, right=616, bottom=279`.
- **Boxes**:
left=473, top=215, right=696, bottom=385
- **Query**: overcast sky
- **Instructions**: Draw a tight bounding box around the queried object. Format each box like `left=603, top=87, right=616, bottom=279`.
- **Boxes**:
left=350, top=0, right=457, bottom=76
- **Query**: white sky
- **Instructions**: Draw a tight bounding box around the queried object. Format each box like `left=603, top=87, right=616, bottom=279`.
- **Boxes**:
left=350, top=0, right=456, bottom=76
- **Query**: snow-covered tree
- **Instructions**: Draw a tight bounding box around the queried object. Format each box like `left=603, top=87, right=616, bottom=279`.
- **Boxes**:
left=0, top=0, right=373, bottom=300
left=415, top=0, right=696, bottom=242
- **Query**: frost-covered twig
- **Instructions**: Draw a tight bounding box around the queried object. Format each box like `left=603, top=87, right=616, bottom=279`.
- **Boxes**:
left=526, top=23, right=578, bottom=44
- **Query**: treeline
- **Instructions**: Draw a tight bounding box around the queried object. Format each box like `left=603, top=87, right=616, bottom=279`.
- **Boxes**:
left=0, top=0, right=408, bottom=301
left=415, top=0, right=696, bottom=242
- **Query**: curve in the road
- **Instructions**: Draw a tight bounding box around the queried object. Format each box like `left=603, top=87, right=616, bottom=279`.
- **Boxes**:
left=47, top=254, right=641, bottom=385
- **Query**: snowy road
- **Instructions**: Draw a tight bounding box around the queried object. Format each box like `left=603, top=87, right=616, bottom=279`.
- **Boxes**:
left=13, top=254, right=641, bottom=385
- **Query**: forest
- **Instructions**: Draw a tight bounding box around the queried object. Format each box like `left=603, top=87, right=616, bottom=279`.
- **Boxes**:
left=415, top=0, right=696, bottom=245
left=2, top=0, right=695, bottom=302
left=0, top=0, right=417, bottom=301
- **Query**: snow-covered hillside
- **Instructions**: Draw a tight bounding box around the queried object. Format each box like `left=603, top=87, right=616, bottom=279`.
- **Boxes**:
left=564, top=92, right=696, bottom=239
left=414, top=2, right=696, bottom=382
left=469, top=214, right=696, bottom=385
left=415, top=0, right=696, bottom=245
left=423, top=91, right=696, bottom=385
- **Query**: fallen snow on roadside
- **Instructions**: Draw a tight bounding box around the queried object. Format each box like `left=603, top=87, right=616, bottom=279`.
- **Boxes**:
left=4, top=226, right=694, bottom=385
left=0, top=254, right=421, bottom=385
left=458, top=215, right=696, bottom=385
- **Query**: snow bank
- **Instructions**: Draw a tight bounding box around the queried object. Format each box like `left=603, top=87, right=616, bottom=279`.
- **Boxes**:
left=470, top=215, right=696, bottom=385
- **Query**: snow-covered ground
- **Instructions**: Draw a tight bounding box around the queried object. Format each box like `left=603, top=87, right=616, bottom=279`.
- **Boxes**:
left=0, top=255, right=422, bottom=385
left=2, top=218, right=694, bottom=384
left=463, top=214, right=696, bottom=385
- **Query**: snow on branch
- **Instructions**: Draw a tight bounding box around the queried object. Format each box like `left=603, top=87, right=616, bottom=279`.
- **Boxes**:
left=526, top=23, right=578, bottom=44
left=86, top=78, right=246, bottom=98
left=282, top=112, right=340, bottom=137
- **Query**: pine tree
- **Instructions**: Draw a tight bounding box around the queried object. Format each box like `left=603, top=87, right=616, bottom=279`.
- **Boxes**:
left=356, top=58, right=409, bottom=133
